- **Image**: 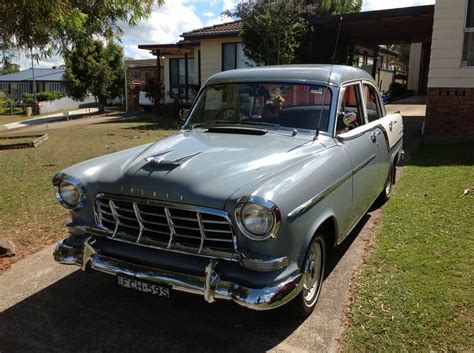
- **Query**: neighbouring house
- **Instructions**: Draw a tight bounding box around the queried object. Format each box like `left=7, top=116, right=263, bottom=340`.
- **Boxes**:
left=125, top=58, right=164, bottom=107
left=424, top=0, right=474, bottom=141
left=138, top=21, right=253, bottom=103
left=138, top=21, right=400, bottom=103
left=0, top=67, right=66, bottom=99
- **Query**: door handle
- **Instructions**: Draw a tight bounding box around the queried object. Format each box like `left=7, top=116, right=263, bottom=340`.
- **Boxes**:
left=389, top=122, right=393, bottom=131
left=371, top=130, right=381, bottom=142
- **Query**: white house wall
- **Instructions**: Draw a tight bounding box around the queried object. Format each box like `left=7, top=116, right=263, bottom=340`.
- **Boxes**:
left=428, top=0, right=474, bottom=88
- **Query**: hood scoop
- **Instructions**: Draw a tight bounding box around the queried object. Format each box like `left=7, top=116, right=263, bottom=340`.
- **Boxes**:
left=144, top=150, right=201, bottom=167
left=206, top=126, right=267, bottom=135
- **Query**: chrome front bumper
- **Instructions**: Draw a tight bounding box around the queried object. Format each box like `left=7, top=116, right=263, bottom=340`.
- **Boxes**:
left=53, top=238, right=303, bottom=311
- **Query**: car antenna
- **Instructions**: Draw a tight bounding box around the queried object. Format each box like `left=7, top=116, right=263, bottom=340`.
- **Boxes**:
left=314, top=16, right=343, bottom=140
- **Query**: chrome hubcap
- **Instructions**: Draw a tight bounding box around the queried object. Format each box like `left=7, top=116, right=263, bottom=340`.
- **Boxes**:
left=302, top=241, right=323, bottom=305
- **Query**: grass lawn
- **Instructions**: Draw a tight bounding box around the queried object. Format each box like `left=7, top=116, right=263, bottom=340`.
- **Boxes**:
left=0, top=114, right=28, bottom=126
left=0, top=115, right=176, bottom=271
left=343, top=144, right=474, bottom=351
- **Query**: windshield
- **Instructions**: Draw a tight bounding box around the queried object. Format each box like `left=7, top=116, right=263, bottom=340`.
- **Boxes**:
left=186, top=83, right=332, bottom=132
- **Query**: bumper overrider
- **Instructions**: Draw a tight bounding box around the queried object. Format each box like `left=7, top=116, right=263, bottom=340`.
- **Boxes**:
left=53, top=237, right=304, bottom=310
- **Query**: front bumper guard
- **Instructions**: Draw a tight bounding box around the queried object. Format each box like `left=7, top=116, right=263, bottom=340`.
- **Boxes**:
left=53, top=238, right=303, bottom=311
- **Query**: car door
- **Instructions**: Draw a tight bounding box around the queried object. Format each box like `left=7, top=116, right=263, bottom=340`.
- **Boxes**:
left=335, top=82, right=383, bottom=222
left=362, top=81, right=403, bottom=149
left=361, top=82, right=391, bottom=189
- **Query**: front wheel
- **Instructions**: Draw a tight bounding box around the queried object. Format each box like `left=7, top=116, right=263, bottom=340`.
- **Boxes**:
left=288, top=234, right=326, bottom=318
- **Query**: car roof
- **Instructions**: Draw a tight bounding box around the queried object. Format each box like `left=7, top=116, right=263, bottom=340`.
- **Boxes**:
left=205, top=64, right=375, bottom=87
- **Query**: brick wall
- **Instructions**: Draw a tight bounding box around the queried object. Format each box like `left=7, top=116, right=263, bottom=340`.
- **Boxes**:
left=424, top=88, right=474, bottom=140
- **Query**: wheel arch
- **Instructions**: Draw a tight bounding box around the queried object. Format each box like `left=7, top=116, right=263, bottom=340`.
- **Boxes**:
left=297, top=212, right=338, bottom=268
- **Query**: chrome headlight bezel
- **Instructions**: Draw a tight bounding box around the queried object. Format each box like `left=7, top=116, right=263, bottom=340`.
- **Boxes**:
left=235, top=196, right=281, bottom=241
left=52, top=173, right=86, bottom=210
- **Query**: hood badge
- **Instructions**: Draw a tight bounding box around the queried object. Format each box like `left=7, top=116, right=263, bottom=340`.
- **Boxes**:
left=144, top=150, right=201, bottom=167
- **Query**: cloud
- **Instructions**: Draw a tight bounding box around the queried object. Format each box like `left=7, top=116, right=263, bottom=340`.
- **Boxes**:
left=362, top=0, right=435, bottom=11
left=121, top=0, right=203, bottom=58
left=203, top=11, right=215, bottom=17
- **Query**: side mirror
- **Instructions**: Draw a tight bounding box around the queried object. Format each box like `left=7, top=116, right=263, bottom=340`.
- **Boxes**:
left=179, top=108, right=190, bottom=122
left=341, top=111, right=358, bottom=128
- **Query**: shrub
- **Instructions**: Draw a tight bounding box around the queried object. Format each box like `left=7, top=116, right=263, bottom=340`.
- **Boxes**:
left=22, top=91, right=64, bottom=103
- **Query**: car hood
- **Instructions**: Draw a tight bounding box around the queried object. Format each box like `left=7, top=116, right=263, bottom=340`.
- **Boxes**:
left=71, top=129, right=327, bottom=209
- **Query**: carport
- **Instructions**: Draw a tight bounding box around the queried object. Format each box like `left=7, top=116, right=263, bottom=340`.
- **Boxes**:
left=309, top=5, right=435, bottom=94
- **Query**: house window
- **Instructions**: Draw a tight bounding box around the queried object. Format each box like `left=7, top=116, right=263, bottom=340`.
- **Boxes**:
left=462, top=0, right=474, bottom=66
left=222, top=42, right=254, bottom=71
left=169, top=58, right=195, bottom=100
left=47, top=82, right=65, bottom=93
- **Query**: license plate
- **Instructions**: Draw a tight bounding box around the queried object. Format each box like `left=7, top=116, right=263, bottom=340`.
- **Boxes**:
left=117, top=276, right=170, bottom=298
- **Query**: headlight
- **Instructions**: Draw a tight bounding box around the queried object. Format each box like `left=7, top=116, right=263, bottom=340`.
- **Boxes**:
left=235, top=197, right=280, bottom=241
left=59, top=180, right=81, bottom=207
left=53, top=174, right=86, bottom=209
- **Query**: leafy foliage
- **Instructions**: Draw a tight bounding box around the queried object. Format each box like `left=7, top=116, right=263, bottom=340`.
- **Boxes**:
left=143, top=78, right=164, bottom=109
left=0, top=58, right=20, bottom=75
left=227, top=0, right=362, bottom=66
left=0, top=0, right=162, bottom=59
left=226, top=0, right=308, bottom=65
left=63, top=40, right=124, bottom=112
left=22, top=92, right=64, bottom=103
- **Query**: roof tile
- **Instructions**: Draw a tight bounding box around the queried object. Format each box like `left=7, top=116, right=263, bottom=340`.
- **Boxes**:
left=182, top=21, right=242, bottom=39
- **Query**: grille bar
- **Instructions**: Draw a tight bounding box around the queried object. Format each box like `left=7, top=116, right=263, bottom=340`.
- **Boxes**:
left=95, top=194, right=237, bottom=257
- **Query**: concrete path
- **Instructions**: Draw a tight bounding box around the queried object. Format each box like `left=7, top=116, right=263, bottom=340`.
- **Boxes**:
left=1, top=107, right=99, bottom=130
left=0, top=116, right=423, bottom=353
left=0, top=210, right=380, bottom=353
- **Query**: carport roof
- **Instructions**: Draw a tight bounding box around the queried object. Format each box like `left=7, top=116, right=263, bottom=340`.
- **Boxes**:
left=310, top=5, right=435, bottom=44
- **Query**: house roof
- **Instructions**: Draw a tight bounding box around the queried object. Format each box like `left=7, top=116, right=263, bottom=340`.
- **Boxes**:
left=181, top=21, right=242, bottom=39
left=206, top=65, right=374, bottom=87
left=0, top=68, right=65, bottom=82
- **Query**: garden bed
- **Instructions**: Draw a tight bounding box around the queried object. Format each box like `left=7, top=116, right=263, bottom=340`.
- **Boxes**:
left=0, top=134, right=49, bottom=150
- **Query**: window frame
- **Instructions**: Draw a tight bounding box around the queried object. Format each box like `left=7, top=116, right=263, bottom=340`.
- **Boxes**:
left=334, top=81, right=367, bottom=136
left=169, top=57, right=195, bottom=100
left=361, top=81, right=385, bottom=122
left=462, top=0, right=474, bottom=66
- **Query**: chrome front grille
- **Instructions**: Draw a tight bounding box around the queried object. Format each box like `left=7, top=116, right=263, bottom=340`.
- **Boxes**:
left=95, top=194, right=237, bottom=257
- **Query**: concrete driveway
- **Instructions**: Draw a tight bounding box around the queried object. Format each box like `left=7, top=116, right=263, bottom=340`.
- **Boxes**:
left=0, top=112, right=424, bottom=353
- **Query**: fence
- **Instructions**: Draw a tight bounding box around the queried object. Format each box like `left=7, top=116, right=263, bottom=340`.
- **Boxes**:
left=38, top=95, right=96, bottom=115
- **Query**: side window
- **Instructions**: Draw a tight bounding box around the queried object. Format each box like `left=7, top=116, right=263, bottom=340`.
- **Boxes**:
left=336, top=84, right=364, bottom=135
left=363, top=84, right=382, bottom=122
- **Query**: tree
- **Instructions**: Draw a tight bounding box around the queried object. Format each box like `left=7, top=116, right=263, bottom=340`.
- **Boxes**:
left=0, top=1, right=162, bottom=59
left=227, top=0, right=362, bottom=66
left=64, top=40, right=124, bottom=113
left=1, top=58, right=20, bottom=75
left=226, top=1, right=308, bottom=65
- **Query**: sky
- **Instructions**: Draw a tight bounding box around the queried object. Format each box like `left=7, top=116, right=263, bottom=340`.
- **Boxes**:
left=15, top=0, right=436, bottom=69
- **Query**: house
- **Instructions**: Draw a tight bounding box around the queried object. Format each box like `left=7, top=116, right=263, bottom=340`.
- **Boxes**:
left=138, top=21, right=252, bottom=103
left=0, top=67, right=65, bottom=99
left=423, top=0, right=474, bottom=141
left=139, top=21, right=400, bottom=103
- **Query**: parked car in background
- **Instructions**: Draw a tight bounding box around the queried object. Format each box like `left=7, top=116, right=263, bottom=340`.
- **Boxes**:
left=52, top=65, right=403, bottom=316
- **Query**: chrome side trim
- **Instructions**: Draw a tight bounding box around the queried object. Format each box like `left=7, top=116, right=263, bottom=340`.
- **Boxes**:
left=336, top=123, right=390, bottom=152
left=352, top=154, right=376, bottom=175
left=54, top=238, right=303, bottom=311
left=287, top=171, right=352, bottom=219
left=287, top=154, right=376, bottom=219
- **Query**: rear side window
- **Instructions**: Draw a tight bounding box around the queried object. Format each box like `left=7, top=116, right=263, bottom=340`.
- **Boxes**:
left=363, top=84, right=382, bottom=122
